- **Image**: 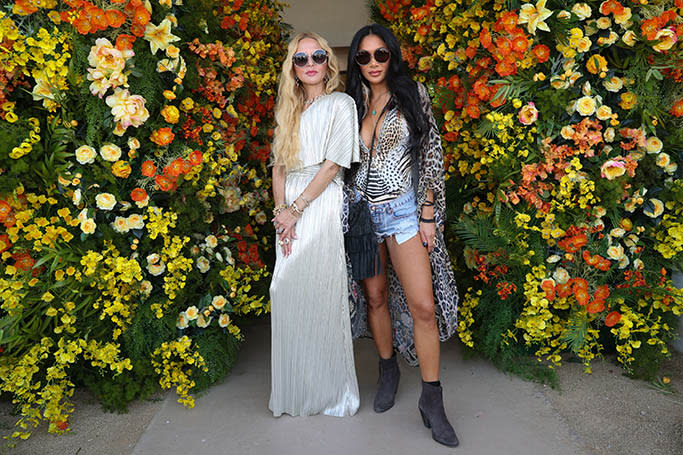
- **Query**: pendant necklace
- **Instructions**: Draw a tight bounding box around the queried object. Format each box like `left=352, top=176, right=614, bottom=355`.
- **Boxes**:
left=371, top=91, right=390, bottom=116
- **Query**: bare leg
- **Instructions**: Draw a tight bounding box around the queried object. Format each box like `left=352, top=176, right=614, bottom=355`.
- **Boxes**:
left=362, top=242, right=393, bottom=359
left=385, top=234, right=439, bottom=381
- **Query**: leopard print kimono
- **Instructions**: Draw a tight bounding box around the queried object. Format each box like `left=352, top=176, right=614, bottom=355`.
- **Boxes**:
left=344, top=82, right=459, bottom=366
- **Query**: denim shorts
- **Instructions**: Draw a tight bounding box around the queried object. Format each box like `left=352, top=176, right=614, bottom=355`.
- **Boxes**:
left=367, top=191, right=419, bottom=245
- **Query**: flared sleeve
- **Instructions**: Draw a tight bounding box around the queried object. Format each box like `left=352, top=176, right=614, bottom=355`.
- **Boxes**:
left=324, top=93, right=360, bottom=169
left=416, top=82, right=447, bottom=225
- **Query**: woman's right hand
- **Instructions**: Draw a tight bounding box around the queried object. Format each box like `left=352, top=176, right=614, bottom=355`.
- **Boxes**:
left=273, top=208, right=299, bottom=257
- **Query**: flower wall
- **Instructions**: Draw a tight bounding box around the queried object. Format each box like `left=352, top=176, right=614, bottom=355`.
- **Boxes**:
left=0, top=0, right=284, bottom=440
left=373, top=0, right=683, bottom=378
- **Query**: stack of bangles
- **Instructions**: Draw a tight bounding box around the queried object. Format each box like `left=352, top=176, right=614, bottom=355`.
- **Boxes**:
left=419, top=200, right=435, bottom=223
left=272, top=194, right=312, bottom=239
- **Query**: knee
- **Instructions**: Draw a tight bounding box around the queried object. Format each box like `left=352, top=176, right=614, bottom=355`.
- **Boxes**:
left=366, top=288, right=388, bottom=312
left=411, top=300, right=436, bottom=326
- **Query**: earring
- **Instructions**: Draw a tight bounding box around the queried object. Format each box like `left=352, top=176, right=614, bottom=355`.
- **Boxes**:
left=295, top=77, right=301, bottom=85
left=324, top=74, right=329, bottom=84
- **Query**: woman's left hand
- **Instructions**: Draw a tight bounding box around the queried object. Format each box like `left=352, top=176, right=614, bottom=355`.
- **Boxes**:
left=273, top=209, right=299, bottom=257
left=419, top=221, right=436, bottom=253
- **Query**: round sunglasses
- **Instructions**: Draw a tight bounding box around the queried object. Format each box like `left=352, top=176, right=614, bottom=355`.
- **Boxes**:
left=355, top=48, right=391, bottom=66
left=292, top=49, right=328, bottom=67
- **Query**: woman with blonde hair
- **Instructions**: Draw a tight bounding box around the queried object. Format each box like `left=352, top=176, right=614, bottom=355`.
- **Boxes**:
left=269, top=32, right=360, bottom=417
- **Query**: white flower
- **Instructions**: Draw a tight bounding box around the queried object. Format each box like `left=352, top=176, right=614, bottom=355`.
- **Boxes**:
left=212, top=295, right=227, bottom=310
left=643, top=198, right=664, bottom=218
left=218, top=313, right=230, bottom=328
left=185, top=306, right=199, bottom=320
left=576, top=96, right=597, bottom=116
left=80, top=218, right=96, bottom=234
left=604, top=127, right=615, bottom=142
left=127, top=214, right=145, bottom=230
left=546, top=254, right=562, bottom=263
left=100, top=143, right=122, bottom=162
left=147, top=253, right=161, bottom=265
left=197, top=256, right=210, bottom=273
left=140, top=280, right=153, bottom=295
left=571, top=3, right=591, bottom=20
left=78, top=208, right=89, bottom=222
left=596, top=105, right=612, bottom=121
left=75, top=145, right=97, bottom=164
left=645, top=137, right=663, bottom=154
left=72, top=188, right=82, bottom=206
left=95, top=193, right=117, bottom=210
left=222, top=247, right=235, bottom=265
left=618, top=255, right=630, bottom=269
left=147, top=261, right=166, bottom=276
left=607, top=244, right=625, bottom=260
left=176, top=312, right=189, bottom=329
left=196, top=314, right=211, bottom=328
left=553, top=267, right=570, bottom=284
left=112, top=216, right=130, bottom=233
left=603, top=77, right=623, bottom=93
left=205, top=235, right=218, bottom=249
left=609, top=228, right=625, bottom=238
left=633, top=258, right=644, bottom=270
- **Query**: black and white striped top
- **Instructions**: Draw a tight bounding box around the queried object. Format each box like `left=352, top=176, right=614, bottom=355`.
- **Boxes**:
left=354, top=108, right=412, bottom=204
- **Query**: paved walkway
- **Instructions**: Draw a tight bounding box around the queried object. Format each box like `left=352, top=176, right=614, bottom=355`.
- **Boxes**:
left=133, top=324, right=586, bottom=455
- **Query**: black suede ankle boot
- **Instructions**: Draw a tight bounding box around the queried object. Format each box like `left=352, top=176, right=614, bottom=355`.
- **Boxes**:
left=373, top=353, right=400, bottom=412
left=418, top=381, right=459, bottom=447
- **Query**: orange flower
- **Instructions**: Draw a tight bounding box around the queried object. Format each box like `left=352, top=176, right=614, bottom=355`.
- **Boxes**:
left=131, top=4, right=151, bottom=26
left=495, top=60, right=517, bottom=77
left=556, top=282, right=573, bottom=298
left=605, top=311, right=621, bottom=327
left=540, top=278, right=555, bottom=301
left=594, top=284, right=610, bottom=302
left=558, top=233, right=588, bottom=253
left=586, top=299, right=605, bottom=314
left=670, top=99, right=683, bottom=117
left=141, top=160, right=157, bottom=177
left=582, top=250, right=599, bottom=266
left=13, top=251, right=35, bottom=271
left=105, top=9, right=126, bottom=28
left=596, top=257, right=611, bottom=272
left=130, top=187, right=148, bottom=202
left=417, top=24, right=430, bottom=36
left=189, top=150, right=203, bottom=166
left=115, top=34, right=136, bottom=50
left=155, top=174, right=176, bottom=192
left=12, top=0, right=39, bottom=15
left=479, top=28, right=492, bottom=49
left=641, top=17, right=660, bottom=40
left=511, top=35, right=529, bottom=54
left=0, top=234, right=11, bottom=253
left=495, top=37, right=513, bottom=56
left=411, top=6, right=429, bottom=20
left=164, top=157, right=186, bottom=177
left=599, top=0, right=624, bottom=16
left=495, top=11, right=519, bottom=34
left=574, top=288, right=590, bottom=306
left=150, top=127, right=175, bottom=146
left=89, top=6, right=108, bottom=31
left=0, top=199, right=11, bottom=222
left=532, top=44, right=550, bottom=63
left=571, top=278, right=589, bottom=292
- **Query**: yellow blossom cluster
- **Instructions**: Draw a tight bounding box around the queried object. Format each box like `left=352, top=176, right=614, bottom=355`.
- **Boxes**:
left=151, top=336, right=208, bottom=408
left=456, top=288, right=481, bottom=348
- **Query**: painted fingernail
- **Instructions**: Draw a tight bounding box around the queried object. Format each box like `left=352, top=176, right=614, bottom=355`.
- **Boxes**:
left=423, top=241, right=427, bottom=247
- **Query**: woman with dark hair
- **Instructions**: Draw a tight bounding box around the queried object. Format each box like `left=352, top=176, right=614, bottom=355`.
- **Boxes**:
left=345, top=24, right=460, bottom=446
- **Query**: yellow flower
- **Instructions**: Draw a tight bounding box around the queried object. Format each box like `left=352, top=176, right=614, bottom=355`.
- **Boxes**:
left=176, top=312, right=189, bottom=329
left=571, top=3, right=591, bottom=20
left=603, top=76, right=623, bottom=92
left=655, top=153, right=670, bottom=168
left=652, top=28, right=677, bottom=53
left=596, top=105, right=612, bottom=120
left=166, top=44, right=180, bottom=59
left=607, top=244, right=625, bottom=261
left=180, top=97, right=194, bottom=111
left=212, top=295, right=227, bottom=309
left=144, top=19, right=181, bottom=55
left=586, top=54, right=607, bottom=74
left=619, top=92, right=637, bottom=110
left=576, top=96, right=597, bottom=116
left=646, top=136, right=663, bottom=154
left=112, top=160, right=132, bottom=178
left=518, top=0, right=553, bottom=35
left=41, top=292, right=54, bottom=302
left=163, top=90, right=176, bottom=100
left=552, top=267, right=569, bottom=284
left=160, top=105, right=180, bottom=124
left=622, top=30, right=637, bottom=47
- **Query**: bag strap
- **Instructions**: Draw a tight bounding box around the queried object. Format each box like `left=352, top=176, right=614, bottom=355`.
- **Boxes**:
left=363, top=95, right=392, bottom=194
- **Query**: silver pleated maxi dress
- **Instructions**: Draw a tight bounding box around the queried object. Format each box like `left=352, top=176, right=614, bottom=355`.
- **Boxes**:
left=269, top=92, right=360, bottom=417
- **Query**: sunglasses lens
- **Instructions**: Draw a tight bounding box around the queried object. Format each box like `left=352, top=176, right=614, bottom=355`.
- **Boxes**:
left=375, top=48, right=390, bottom=63
left=355, top=50, right=371, bottom=65
left=312, top=50, right=328, bottom=65
left=292, top=53, right=308, bottom=67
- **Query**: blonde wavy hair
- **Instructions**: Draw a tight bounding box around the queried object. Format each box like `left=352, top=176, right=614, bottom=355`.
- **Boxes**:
left=271, top=32, right=341, bottom=171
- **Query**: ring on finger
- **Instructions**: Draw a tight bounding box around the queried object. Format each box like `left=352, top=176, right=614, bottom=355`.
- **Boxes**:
left=278, top=240, right=284, bottom=246
left=284, top=238, right=290, bottom=244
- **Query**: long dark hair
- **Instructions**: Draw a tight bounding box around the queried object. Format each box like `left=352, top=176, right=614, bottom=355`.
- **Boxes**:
left=345, top=24, right=427, bottom=152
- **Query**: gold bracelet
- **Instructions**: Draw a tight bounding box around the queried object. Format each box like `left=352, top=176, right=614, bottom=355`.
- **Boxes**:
left=290, top=201, right=303, bottom=216
left=272, top=203, right=288, bottom=216
left=299, top=194, right=311, bottom=207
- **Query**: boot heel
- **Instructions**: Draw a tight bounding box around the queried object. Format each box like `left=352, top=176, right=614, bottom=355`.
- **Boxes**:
left=419, top=409, right=431, bottom=428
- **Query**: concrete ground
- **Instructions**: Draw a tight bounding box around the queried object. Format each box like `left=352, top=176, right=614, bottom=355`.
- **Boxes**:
left=2, top=322, right=681, bottom=455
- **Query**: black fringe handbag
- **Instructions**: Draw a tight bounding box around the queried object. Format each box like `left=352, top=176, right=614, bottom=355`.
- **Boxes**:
left=345, top=102, right=389, bottom=281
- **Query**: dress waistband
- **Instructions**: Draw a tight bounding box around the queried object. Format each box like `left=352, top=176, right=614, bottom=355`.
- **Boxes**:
left=289, top=164, right=342, bottom=184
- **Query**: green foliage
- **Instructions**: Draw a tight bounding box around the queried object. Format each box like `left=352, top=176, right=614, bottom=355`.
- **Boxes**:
left=190, top=329, right=240, bottom=393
